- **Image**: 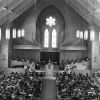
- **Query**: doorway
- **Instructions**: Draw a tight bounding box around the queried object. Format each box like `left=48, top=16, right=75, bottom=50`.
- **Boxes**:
left=40, top=51, right=60, bottom=64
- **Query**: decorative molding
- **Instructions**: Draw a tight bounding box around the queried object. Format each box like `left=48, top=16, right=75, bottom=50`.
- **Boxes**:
left=60, top=46, right=87, bottom=50
left=13, top=45, right=40, bottom=50
left=13, top=45, right=87, bottom=50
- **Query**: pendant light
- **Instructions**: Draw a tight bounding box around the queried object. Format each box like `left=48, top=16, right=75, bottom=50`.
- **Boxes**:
left=0, top=28, right=1, bottom=40
left=80, top=2, right=84, bottom=40
left=84, top=30, right=88, bottom=40
left=6, top=28, right=10, bottom=39
left=99, top=32, right=100, bottom=42
left=20, top=0, right=25, bottom=38
left=90, top=0, right=95, bottom=41
left=5, top=0, right=10, bottom=39
left=12, top=0, right=17, bottom=39
left=21, top=29, right=25, bottom=37
left=76, top=30, right=80, bottom=38
left=90, top=27, right=95, bottom=41
left=80, top=31, right=83, bottom=39
left=13, top=28, right=16, bottom=38
left=84, top=0, right=88, bottom=40
left=17, top=29, right=21, bottom=38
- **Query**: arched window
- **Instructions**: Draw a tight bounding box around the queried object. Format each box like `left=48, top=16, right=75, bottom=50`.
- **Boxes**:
left=44, top=28, right=57, bottom=48
left=52, top=29, right=57, bottom=48
left=44, top=28, right=49, bottom=48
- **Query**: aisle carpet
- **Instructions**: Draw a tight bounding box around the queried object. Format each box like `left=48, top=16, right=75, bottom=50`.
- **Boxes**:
left=40, top=78, right=57, bottom=100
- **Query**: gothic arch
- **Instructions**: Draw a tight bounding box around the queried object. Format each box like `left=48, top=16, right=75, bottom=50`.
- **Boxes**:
left=36, top=5, right=65, bottom=48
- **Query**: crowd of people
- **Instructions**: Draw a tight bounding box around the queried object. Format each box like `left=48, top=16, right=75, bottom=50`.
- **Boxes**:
left=59, top=57, right=89, bottom=70
left=8, top=56, right=100, bottom=100
left=11, top=57, right=40, bottom=70
left=56, top=72, right=100, bottom=100
left=0, top=71, right=44, bottom=100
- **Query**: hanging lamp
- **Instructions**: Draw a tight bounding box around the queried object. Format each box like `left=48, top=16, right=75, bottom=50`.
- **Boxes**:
left=17, top=29, right=21, bottom=38
left=84, top=0, right=88, bottom=40
left=80, top=31, right=83, bottom=39
left=76, top=30, right=80, bottom=38
left=0, top=28, right=1, bottom=40
left=90, top=0, right=95, bottom=41
left=21, top=29, right=25, bottom=37
left=12, top=0, right=17, bottom=39
left=13, top=28, right=16, bottom=38
left=5, top=0, right=10, bottom=39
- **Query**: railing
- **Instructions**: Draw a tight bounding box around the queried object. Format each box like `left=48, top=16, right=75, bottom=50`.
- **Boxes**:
left=0, top=67, right=25, bottom=75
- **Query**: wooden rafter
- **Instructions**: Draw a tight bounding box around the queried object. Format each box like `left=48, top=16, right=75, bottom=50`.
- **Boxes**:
left=0, top=0, right=36, bottom=26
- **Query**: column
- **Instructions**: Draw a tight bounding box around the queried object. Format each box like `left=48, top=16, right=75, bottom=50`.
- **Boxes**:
left=0, top=24, right=12, bottom=71
left=88, top=25, right=100, bottom=74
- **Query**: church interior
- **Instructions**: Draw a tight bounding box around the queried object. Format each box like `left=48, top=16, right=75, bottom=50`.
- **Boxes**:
left=1, top=0, right=100, bottom=100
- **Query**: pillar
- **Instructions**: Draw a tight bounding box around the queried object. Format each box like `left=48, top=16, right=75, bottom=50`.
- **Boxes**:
left=0, top=24, right=12, bottom=71
left=88, top=25, right=100, bottom=74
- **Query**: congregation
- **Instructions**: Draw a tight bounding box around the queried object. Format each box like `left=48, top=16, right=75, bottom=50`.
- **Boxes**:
left=0, top=71, right=44, bottom=100
left=56, top=72, right=100, bottom=100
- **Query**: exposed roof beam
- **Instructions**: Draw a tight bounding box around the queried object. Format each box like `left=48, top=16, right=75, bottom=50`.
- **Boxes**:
left=0, top=7, right=13, bottom=19
left=0, top=0, right=24, bottom=25
left=0, top=0, right=13, bottom=9
left=69, top=0, right=92, bottom=24
left=6, top=0, right=23, bottom=11
left=76, top=0, right=100, bottom=27
left=69, top=0, right=100, bottom=28
left=0, top=0, right=36, bottom=26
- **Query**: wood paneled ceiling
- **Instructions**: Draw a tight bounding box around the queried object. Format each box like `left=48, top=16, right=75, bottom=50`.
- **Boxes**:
left=0, top=0, right=100, bottom=27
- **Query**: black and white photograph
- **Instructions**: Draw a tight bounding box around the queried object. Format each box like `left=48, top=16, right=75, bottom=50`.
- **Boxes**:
left=0, top=0, right=100, bottom=100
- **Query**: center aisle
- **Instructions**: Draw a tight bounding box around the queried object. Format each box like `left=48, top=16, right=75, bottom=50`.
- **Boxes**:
left=40, top=78, right=57, bottom=100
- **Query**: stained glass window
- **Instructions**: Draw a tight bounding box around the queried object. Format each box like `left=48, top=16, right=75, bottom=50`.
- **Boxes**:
left=44, top=28, right=49, bottom=47
left=52, top=29, right=57, bottom=48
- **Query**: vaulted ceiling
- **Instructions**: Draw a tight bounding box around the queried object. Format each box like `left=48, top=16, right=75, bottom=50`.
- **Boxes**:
left=0, top=0, right=100, bottom=28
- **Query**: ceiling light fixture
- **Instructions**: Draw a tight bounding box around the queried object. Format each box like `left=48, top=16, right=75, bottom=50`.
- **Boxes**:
left=0, top=28, right=1, bottom=40
left=12, top=0, right=17, bottom=39
left=84, top=0, right=88, bottom=40
left=90, top=0, right=95, bottom=41
left=5, top=0, right=10, bottom=40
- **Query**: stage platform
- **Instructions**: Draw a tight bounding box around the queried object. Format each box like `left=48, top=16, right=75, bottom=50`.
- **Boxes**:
left=0, top=64, right=91, bottom=76
left=35, top=64, right=91, bottom=77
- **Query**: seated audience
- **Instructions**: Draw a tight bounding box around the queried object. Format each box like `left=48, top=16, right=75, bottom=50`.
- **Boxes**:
left=56, top=72, right=100, bottom=99
left=0, top=71, right=44, bottom=100
left=59, top=57, right=89, bottom=70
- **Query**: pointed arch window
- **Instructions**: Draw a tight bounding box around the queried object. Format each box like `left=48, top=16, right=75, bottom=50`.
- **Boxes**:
left=52, top=29, right=57, bottom=48
left=44, top=28, right=49, bottom=48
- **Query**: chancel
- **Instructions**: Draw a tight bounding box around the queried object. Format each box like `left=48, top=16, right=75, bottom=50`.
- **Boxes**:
left=0, top=0, right=100, bottom=100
